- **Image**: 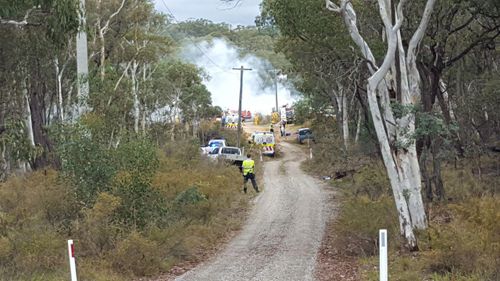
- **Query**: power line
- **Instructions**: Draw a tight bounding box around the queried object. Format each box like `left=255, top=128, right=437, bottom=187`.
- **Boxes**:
left=159, top=0, right=230, bottom=73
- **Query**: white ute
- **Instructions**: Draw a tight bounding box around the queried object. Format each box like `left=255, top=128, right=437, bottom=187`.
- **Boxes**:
left=207, top=146, right=246, bottom=165
left=201, top=139, right=227, bottom=154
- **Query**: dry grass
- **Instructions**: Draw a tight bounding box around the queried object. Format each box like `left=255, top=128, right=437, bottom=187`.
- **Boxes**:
left=304, top=149, right=499, bottom=281
left=0, top=142, right=250, bottom=280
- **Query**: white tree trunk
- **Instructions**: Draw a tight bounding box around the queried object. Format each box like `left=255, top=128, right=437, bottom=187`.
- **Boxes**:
left=333, top=87, right=349, bottom=150
left=355, top=108, right=362, bottom=144
left=96, top=0, right=126, bottom=81
left=326, top=0, right=439, bottom=248
left=131, top=60, right=140, bottom=134
left=54, top=57, right=66, bottom=122
left=22, top=81, right=35, bottom=147
left=328, top=1, right=397, bottom=141
left=341, top=90, right=349, bottom=150
left=141, top=106, right=147, bottom=134
left=440, top=79, right=455, bottom=120
left=400, top=0, right=437, bottom=230
left=76, top=0, right=90, bottom=116
left=98, top=24, right=106, bottom=81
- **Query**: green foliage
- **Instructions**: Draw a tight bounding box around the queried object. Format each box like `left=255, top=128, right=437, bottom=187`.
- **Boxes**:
left=113, top=139, right=160, bottom=182
left=174, top=186, right=207, bottom=206
left=0, top=0, right=79, bottom=43
left=0, top=119, right=39, bottom=173
left=415, top=111, right=458, bottom=140
left=56, top=123, right=117, bottom=205
left=0, top=124, right=248, bottom=279
left=391, top=104, right=417, bottom=120
left=169, top=19, right=231, bottom=40
left=292, top=98, right=313, bottom=125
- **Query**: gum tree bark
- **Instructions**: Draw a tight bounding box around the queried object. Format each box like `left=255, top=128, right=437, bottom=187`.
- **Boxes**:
left=130, top=60, right=140, bottom=134
left=326, top=0, right=437, bottom=248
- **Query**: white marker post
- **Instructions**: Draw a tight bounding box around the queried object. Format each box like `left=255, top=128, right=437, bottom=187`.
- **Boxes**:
left=260, top=150, right=263, bottom=161
left=67, top=240, right=78, bottom=281
left=379, top=229, right=388, bottom=281
left=309, top=148, right=313, bottom=159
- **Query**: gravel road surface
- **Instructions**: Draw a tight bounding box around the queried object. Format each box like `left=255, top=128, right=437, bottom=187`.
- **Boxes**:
left=176, top=141, right=328, bottom=281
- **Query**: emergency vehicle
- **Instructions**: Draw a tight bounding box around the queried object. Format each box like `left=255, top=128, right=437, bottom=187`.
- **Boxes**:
left=251, top=131, right=276, bottom=157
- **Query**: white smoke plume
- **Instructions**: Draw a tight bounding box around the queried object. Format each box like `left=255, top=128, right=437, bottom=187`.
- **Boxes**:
left=181, top=38, right=296, bottom=115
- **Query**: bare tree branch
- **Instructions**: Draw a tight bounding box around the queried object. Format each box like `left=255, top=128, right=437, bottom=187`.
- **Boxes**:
left=326, top=0, right=342, bottom=13
left=0, top=8, right=34, bottom=27
left=101, top=0, right=127, bottom=35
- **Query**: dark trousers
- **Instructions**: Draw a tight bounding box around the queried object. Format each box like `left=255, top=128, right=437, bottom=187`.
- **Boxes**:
left=243, top=173, right=259, bottom=192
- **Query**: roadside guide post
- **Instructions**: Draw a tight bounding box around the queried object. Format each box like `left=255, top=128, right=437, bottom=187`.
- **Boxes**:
left=310, top=148, right=313, bottom=159
left=67, top=240, right=78, bottom=281
left=379, top=229, right=388, bottom=281
left=307, top=138, right=312, bottom=159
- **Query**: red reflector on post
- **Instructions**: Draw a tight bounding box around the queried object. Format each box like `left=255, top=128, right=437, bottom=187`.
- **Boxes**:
left=71, top=243, right=75, bottom=257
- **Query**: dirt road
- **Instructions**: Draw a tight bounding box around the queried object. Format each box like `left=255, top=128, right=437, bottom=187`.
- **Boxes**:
left=176, top=139, right=328, bottom=281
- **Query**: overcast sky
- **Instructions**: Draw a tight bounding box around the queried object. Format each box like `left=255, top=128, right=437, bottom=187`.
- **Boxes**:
left=152, top=1, right=297, bottom=114
left=153, top=0, right=261, bottom=26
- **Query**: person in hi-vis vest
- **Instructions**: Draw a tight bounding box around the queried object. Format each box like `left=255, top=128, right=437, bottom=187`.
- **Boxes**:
left=241, top=154, right=259, bottom=194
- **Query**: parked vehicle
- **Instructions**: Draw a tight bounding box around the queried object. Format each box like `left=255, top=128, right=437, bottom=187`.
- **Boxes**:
left=280, top=106, right=295, bottom=124
left=207, top=146, right=246, bottom=165
left=251, top=131, right=276, bottom=157
left=241, top=110, right=252, bottom=121
left=201, top=139, right=227, bottom=154
left=297, top=128, right=314, bottom=144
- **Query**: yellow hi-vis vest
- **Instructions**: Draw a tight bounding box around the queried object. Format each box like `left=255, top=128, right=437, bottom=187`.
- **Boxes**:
left=242, top=159, right=255, bottom=175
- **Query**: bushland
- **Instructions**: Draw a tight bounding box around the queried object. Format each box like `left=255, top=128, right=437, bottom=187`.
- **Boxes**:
left=305, top=120, right=499, bottom=281
left=0, top=120, right=252, bottom=280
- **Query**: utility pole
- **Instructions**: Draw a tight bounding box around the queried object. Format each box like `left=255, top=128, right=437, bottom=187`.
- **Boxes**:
left=76, top=0, right=90, bottom=117
left=274, top=71, right=279, bottom=114
left=232, top=66, right=252, bottom=148
left=268, top=69, right=280, bottom=113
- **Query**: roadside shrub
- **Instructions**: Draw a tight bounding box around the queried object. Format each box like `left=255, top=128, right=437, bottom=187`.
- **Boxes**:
left=0, top=123, right=250, bottom=280
left=162, top=139, right=201, bottom=170
left=111, top=139, right=166, bottom=229
left=174, top=186, right=207, bottom=205
left=111, top=231, right=162, bottom=276
left=0, top=170, right=78, bottom=228
left=334, top=196, right=400, bottom=256
left=11, top=228, right=65, bottom=274
left=113, top=139, right=159, bottom=183
left=78, top=192, right=122, bottom=257
left=113, top=173, right=167, bottom=229
left=57, top=124, right=116, bottom=205
left=442, top=165, right=498, bottom=200
left=424, top=197, right=500, bottom=279
left=349, top=164, right=390, bottom=200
